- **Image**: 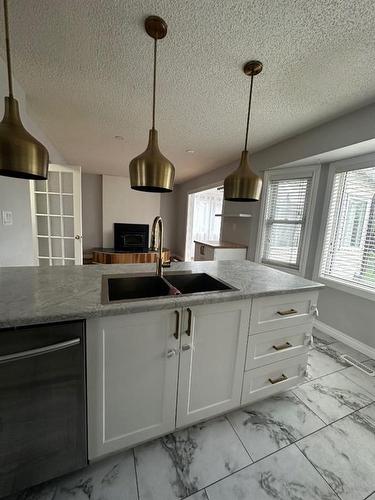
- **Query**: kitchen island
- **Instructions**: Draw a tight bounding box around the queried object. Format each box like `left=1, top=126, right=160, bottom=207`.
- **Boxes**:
left=0, top=260, right=322, bottom=475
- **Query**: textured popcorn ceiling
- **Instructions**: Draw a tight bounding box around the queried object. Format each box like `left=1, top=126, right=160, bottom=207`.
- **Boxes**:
left=2, top=0, right=375, bottom=182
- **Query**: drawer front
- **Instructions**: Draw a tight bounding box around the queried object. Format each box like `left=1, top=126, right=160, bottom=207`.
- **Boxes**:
left=241, top=354, right=308, bottom=405
left=246, top=324, right=312, bottom=370
left=250, top=291, right=318, bottom=334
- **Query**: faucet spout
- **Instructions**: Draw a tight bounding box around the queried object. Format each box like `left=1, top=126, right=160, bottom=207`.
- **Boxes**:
left=151, top=216, right=164, bottom=277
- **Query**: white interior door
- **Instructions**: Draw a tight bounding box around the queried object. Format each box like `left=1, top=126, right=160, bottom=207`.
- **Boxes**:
left=31, top=165, right=82, bottom=266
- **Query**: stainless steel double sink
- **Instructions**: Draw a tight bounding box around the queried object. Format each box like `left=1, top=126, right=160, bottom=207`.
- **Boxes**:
left=102, top=272, right=236, bottom=304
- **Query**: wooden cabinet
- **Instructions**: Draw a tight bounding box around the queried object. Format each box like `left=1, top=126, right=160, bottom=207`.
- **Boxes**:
left=86, top=300, right=250, bottom=458
left=86, top=291, right=318, bottom=458
left=176, top=300, right=250, bottom=427
left=87, top=310, right=180, bottom=459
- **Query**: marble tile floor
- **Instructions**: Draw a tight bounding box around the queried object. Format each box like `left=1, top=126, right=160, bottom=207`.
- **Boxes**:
left=7, top=329, right=375, bottom=500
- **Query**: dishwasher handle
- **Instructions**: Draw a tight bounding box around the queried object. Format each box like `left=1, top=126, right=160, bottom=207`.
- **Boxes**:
left=0, top=338, right=81, bottom=364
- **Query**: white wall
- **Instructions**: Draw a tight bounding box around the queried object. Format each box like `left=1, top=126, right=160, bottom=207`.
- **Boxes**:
left=102, top=175, right=161, bottom=248
left=0, top=59, right=65, bottom=267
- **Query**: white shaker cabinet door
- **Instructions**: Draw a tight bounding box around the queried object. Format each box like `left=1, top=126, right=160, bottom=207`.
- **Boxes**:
left=87, top=309, right=180, bottom=459
left=176, top=300, right=251, bottom=428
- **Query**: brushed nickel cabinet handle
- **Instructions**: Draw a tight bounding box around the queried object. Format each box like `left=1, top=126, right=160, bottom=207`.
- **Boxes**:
left=272, top=341, right=292, bottom=351
left=181, top=344, right=191, bottom=352
left=0, top=338, right=80, bottom=364
left=277, top=308, right=298, bottom=316
left=186, top=308, right=192, bottom=336
left=268, top=373, right=288, bottom=385
left=173, top=310, right=180, bottom=340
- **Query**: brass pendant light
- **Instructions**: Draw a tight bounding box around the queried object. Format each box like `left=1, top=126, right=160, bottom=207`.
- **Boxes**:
left=224, top=60, right=263, bottom=201
left=129, top=16, right=175, bottom=192
left=0, top=0, right=49, bottom=180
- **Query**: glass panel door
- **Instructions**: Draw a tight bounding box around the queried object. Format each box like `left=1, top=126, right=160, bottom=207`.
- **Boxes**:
left=32, top=165, right=82, bottom=266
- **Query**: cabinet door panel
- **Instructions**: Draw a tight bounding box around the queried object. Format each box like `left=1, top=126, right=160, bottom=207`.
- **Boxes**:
left=87, top=310, right=179, bottom=459
left=177, top=300, right=250, bottom=427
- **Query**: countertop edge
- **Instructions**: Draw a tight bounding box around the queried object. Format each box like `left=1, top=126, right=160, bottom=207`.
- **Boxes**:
left=0, top=283, right=324, bottom=329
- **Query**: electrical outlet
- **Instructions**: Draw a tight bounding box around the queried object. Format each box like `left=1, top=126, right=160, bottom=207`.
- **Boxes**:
left=2, top=210, right=13, bottom=226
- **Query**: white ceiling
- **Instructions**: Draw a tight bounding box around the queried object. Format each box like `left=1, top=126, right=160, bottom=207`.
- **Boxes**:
left=2, top=0, right=375, bottom=183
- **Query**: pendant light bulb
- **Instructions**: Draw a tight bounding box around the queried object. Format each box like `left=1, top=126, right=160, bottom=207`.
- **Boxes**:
left=129, top=15, right=175, bottom=192
left=0, top=0, right=49, bottom=180
left=224, top=60, right=263, bottom=202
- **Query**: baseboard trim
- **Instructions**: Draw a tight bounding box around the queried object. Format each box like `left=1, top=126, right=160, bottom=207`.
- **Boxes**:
left=314, top=319, right=375, bottom=360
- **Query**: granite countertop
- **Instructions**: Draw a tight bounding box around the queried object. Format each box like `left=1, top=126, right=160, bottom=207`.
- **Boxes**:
left=0, top=260, right=323, bottom=328
left=194, top=240, right=247, bottom=249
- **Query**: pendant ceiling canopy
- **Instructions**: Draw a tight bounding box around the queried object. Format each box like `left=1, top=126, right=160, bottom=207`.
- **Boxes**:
left=0, top=0, right=49, bottom=180
left=224, top=60, right=263, bottom=202
left=129, top=15, right=175, bottom=193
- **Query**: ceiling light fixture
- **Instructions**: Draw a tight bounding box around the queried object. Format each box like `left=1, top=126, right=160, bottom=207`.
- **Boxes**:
left=0, top=0, right=49, bottom=180
left=185, top=149, right=195, bottom=154
left=129, top=15, right=175, bottom=192
left=224, top=60, right=263, bottom=202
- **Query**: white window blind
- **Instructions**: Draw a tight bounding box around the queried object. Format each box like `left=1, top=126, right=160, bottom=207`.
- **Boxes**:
left=320, top=166, right=375, bottom=292
left=262, top=177, right=312, bottom=269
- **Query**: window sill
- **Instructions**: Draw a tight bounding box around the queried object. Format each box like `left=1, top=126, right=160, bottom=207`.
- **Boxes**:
left=316, top=276, right=375, bottom=302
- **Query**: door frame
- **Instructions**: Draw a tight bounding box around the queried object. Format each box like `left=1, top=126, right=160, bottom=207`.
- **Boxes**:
left=30, top=164, right=82, bottom=265
left=184, top=181, right=224, bottom=261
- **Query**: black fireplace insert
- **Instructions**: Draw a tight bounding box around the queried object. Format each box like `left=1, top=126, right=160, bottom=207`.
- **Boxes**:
left=114, top=223, right=149, bottom=252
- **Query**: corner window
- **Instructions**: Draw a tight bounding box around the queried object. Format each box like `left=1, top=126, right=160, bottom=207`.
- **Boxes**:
left=256, top=166, right=320, bottom=274
left=319, top=166, right=375, bottom=292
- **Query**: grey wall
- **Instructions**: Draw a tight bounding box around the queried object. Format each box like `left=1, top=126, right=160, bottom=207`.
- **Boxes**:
left=0, top=59, right=65, bottom=267
left=171, top=103, right=375, bottom=348
left=160, top=191, right=178, bottom=254
left=0, top=177, right=35, bottom=266
left=81, top=173, right=103, bottom=250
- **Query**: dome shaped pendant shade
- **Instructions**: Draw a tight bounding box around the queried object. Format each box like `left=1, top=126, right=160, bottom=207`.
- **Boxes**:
left=0, top=96, right=49, bottom=180
left=224, top=150, right=262, bottom=201
left=129, top=128, right=175, bottom=192
left=224, top=60, right=263, bottom=202
left=129, top=15, right=175, bottom=192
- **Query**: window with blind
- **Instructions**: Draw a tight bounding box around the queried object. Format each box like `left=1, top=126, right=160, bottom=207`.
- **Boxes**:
left=261, top=176, right=313, bottom=269
left=319, top=166, right=375, bottom=292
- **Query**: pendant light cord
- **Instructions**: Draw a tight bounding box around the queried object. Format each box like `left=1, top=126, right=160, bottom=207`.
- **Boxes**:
left=244, top=74, right=254, bottom=152
left=3, top=0, right=13, bottom=97
left=152, top=38, right=157, bottom=129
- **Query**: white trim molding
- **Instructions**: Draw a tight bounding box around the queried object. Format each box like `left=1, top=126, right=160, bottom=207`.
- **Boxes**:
left=314, top=319, right=375, bottom=360
left=255, top=164, right=321, bottom=276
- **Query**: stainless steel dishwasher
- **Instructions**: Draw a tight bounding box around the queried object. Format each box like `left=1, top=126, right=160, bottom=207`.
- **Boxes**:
left=0, top=320, right=88, bottom=498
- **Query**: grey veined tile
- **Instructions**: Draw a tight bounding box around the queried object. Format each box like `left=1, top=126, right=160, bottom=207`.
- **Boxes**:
left=306, top=348, right=345, bottom=381
left=298, top=403, right=375, bottom=500
left=341, top=365, right=375, bottom=397
left=317, top=341, right=370, bottom=364
left=185, top=491, right=209, bottom=500
left=293, top=371, right=374, bottom=424
left=5, top=482, right=57, bottom=500
left=227, top=391, right=324, bottom=461
left=134, top=416, right=251, bottom=500
left=206, top=444, right=339, bottom=500
left=312, top=328, right=336, bottom=347
left=53, top=449, right=137, bottom=500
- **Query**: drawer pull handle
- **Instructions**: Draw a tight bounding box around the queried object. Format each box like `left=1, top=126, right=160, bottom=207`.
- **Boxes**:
left=272, top=341, right=292, bottom=351
left=268, top=373, right=288, bottom=385
left=173, top=310, right=180, bottom=340
left=277, top=308, right=298, bottom=316
left=185, top=308, right=192, bottom=336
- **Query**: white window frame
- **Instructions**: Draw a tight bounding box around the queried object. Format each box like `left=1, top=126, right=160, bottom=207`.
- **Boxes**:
left=313, top=152, right=375, bottom=302
left=255, top=165, right=320, bottom=276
